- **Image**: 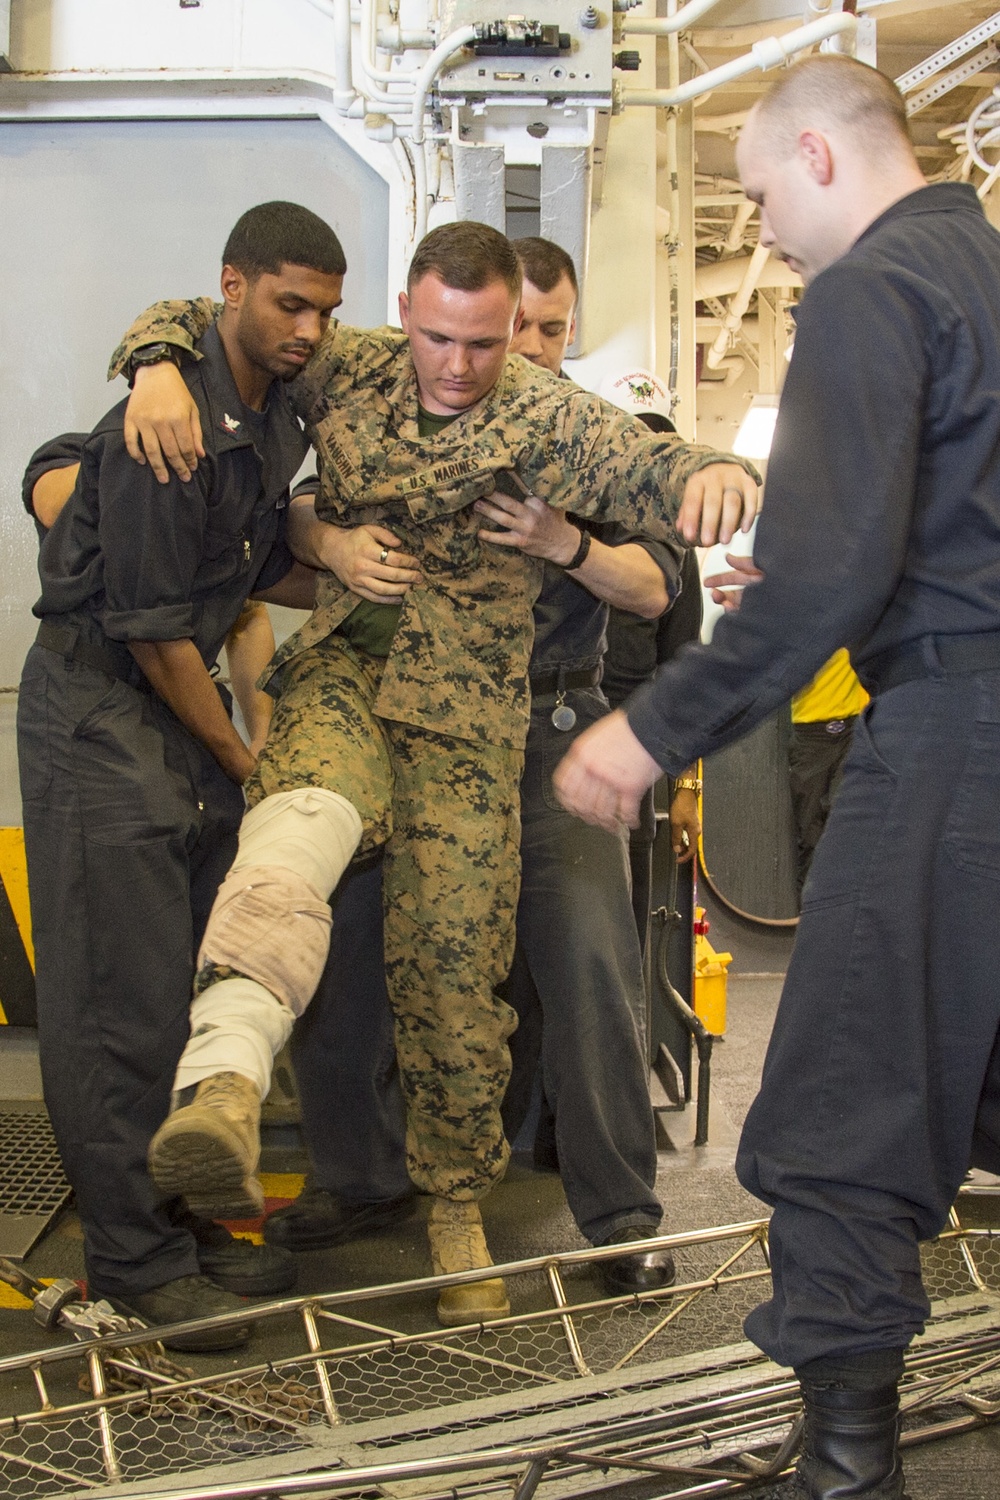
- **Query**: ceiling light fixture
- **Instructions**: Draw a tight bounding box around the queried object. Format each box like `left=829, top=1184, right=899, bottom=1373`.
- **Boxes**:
left=733, top=394, right=779, bottom=460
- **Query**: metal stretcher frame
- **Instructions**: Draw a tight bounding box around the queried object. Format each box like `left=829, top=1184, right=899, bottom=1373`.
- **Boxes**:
left=0, top=1213, right=998, bottom=1500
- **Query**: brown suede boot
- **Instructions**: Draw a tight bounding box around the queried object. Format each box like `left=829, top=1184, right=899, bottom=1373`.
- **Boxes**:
left=427, top=1199, right=510, bottom=1327
left=149, top=1071, right=263, bottom=1219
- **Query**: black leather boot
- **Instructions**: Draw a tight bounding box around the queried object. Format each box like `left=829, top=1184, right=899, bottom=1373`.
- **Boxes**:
left=758, top=1371, right=908, bottom=1498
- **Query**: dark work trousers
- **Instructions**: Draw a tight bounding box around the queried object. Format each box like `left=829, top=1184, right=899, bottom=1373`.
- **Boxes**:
left=788, top=717, right=857, bottom=895
left=501, top=688, right=662, bottom=1245
left=628, top=787, right=657, bottom=965
left=737, top=671, right=1000, bottom=1370
left=17, top=644, right=243, bottom=1296
left=291, top=856, right=412, bottom=1204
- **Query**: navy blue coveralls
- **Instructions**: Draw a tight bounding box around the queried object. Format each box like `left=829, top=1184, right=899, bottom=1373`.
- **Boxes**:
left=17, top=324, right=306, bottom=1297
left=622, top=183, right=1000, bottom=1369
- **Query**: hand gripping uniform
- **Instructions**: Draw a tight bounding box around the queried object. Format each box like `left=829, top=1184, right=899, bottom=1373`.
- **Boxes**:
left=111, top=303, right=750, bottom=1203
left=620, top=183, right=1000, bottom=1371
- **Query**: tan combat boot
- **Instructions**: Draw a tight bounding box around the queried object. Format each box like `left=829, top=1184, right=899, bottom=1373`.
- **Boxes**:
left=427, top=1198, right=510, bottom=1327
left=148, top=1072, right=263, bottom=1219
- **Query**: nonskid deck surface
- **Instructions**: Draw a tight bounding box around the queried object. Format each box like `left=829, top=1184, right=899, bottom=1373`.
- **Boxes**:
left=0, top=1214, right=999, bottom=1500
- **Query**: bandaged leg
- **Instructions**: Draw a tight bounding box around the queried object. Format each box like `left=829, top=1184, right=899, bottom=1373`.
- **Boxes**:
left=149, top=788, right=363, bottom=1218
left=197, top=787, right=364, bottom=1017
left=174, top=978, right=292, bottom=1097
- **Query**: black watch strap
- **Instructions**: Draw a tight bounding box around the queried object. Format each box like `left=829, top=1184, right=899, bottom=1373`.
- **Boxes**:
left=126, top=343, right=181, bottom=386
left=564, top=527, right=592, bottom=572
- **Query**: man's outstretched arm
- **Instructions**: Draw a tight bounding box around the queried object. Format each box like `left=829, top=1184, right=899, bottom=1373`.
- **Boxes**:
left=224, top=601, right=276, bottom=760
left=520, top=394, right=761, bottom=548
left=554, top=262, right=928, bottom=829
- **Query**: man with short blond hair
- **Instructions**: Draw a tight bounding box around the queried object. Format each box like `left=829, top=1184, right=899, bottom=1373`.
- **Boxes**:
left=556, top=54, right=1000, bottom=1499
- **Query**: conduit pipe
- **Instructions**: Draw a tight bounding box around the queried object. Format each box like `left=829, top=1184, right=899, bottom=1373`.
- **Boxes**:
left=624, top=12, right=858, bottom=109
left=410, top=26, right=479, bottom=241
left=621, top=0, right=729, bottom=37
left=360, top=0, right=424, bottom=93
left=694, top=111, right=751, bottom=134
left=333, top=0, right=356, bottom=112
left=355, top=0, right=441, bottom=103
left=695, top=254, right=801, bottom=298
left=663, top=0, right=682, bottom=400
left=410, top=26, right=478, bottom=145
left=703, top=240, right=770, bottom=385
left=298, top=0, right=358, bottom=111
left=722, top=198, right=755, bottom=255
left=377, top=24, right=437, bottom=49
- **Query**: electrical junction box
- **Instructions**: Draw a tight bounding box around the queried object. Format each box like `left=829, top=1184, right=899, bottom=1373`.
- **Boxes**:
left=437, top=4, right=619, bottom=356
left=436, top=5, right=613, bottom=101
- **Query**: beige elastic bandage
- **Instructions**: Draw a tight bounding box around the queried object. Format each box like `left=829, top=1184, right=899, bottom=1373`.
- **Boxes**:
left=197, top=866, right=332, bottom=1017
left=197, top=787, right=364, bottom=1017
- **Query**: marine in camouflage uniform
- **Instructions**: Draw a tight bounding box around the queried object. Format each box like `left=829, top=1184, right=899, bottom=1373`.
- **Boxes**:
left=111, top=302, right=752, bottom=1201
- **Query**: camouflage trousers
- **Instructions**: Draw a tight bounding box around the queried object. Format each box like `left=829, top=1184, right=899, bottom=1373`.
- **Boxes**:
left=247, top=636, right=522, bottom=1200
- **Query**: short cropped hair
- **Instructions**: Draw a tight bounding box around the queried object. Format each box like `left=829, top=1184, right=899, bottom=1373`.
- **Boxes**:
left=223, top=201, right=347, bottom=280
left=754, top=54, right=912, bottom=160
left=513, top=237, right=579, bottom=297
left=407, top=221, right=522, bottom=299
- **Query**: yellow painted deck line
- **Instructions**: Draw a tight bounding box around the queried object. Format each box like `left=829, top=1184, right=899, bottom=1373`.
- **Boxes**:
left=258, top=1172, right=305, bottom=1201
left=0, top=828, right=34, bottom=968
left=0, top=1278, right=59, bottom=1311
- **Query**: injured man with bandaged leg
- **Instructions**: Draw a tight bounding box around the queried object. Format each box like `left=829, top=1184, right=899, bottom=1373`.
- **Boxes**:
left=122, top=220, right=759, bottom=1325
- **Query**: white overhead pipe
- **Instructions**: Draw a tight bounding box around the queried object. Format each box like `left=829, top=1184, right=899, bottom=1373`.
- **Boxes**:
left=377, top=24, right=437, bottom=50
left=696, top=315, right=760, bottom=343
left=295, top=0, right=357, bottom=111
left=360, top=0, right=422, bottom=92
left=696, top=254, right=802, bottom=298
left=704, top=240, right=770, bottom=378
left=689, top=16, right=803, bottom=50
left=624, top=12, right=858, bottom=109
left=694, top=111, right=751, bottom=134
left=409, top=26, right=478, bottom=242
left=621, top=0, right=729, bottom=37
left=333, top=0, right=356, bottom=112
left=722, top=198, right=755, bottom=255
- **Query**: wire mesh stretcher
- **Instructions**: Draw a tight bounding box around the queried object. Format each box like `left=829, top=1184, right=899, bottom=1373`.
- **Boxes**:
left=0, top=1213, right=998, bottom=1499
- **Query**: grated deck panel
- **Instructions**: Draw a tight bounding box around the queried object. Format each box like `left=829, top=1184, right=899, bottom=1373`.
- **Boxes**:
left=0, top=1106, right=71, bottom=1258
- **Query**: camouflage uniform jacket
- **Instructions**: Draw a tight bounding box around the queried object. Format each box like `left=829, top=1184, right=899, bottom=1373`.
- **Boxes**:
left=110, top=303, right=755, bottom=751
